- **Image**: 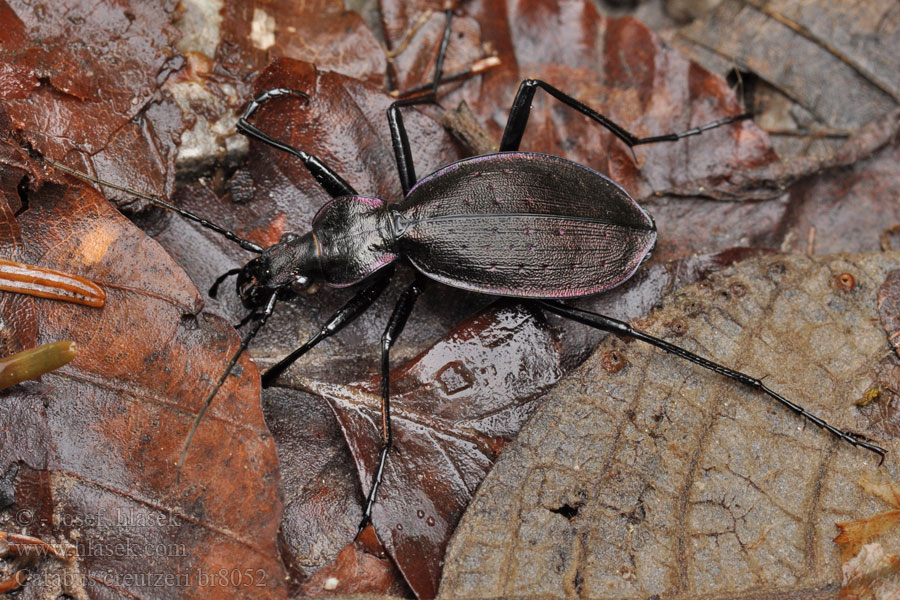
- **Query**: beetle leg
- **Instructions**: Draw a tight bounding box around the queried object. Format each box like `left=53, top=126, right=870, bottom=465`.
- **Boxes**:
left=237, top=88, right=358, bottom=199
left=499, top=79, right=751, bottom=152
left=261, top=267, right=395, bottom=387
left=177, top=292, right=279, bottom=479
left=387, top=95, right=437, bottom=196
left=357, top=275, right=428, bottom=537
left=539, top=299, right=887, bottom=462
left=386, top=9, right=454, bottom=196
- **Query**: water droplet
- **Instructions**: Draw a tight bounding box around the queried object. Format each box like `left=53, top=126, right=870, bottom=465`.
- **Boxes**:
left=426, top=517, right=436, bottom=526
left=417, top=510, right=425, bottom=518
left=396, top=523, right=403, bottom=531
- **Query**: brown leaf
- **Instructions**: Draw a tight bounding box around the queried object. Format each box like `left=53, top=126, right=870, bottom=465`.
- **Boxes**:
left=262, top=387, right=364, bottom=582
left=0, top=157, right=287, bottom=598
left=217, top=0, right=386, bottom=86
left=299, top=527, right=410, bottom=597
left=680, top=0, right=899, bottom=128
left=304, top=303, right=562, bottom=598
left=776, top=137, right=900, bottom=257
left=879, top=270, right=900, bottom=359
left=0, top=0, right=186, bottom=206
left=677, top=0, right=900, bottom=161
left=441, top=252, right=895, bottom=596
left=836, top=512, right=900, bottom=565
left=859, top=473, right=900, bottom=510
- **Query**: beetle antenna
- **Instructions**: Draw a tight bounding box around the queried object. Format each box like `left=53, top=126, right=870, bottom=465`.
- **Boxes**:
left=176, top=292, right=278, bottom=481
left=44, top=159, right=264, bottom=254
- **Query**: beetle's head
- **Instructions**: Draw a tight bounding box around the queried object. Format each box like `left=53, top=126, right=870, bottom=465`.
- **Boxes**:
left=236, top=255, right=273, bottom=309
left=236, top=232, right=318, bottom=309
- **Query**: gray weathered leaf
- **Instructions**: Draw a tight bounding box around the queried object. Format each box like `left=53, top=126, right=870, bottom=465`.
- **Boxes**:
left=441, top=252, right=899, bottom=597
left=677, top=0, right=900, bottom=159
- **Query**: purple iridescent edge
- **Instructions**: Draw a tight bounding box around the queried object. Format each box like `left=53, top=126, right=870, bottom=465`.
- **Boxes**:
left=402, top=152, right=657, bottom=299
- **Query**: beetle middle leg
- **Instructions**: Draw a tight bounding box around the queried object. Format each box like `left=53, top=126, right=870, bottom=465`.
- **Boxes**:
left=539, top=299, right=886, bottom=461
left=499, top=79, right=751, bottom=152
left=358, top=274, right=428, bottom=536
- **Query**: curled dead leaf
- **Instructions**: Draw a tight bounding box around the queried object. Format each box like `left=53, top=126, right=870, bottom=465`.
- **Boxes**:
left=841, top=543, right=900, bottom=600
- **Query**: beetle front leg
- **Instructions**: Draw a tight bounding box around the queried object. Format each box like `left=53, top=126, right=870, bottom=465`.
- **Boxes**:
left=261, top=267, right=395, bottom=387
left=499, top=79, right=751, bottom=152
left=177, top=293, right=279, bottom=478
left=357, top=275, right=427, bottom=537
left=237, top=89, right=358, bottom=199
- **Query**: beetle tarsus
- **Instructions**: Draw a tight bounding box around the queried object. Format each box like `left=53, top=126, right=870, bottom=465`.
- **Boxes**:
left=539, top=299, right=886, bottom=461
left=499, top=79, right=752, bottom=152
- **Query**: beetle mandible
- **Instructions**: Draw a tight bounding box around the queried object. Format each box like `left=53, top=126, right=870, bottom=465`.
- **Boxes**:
left=48, top=10, right=885, bottom=536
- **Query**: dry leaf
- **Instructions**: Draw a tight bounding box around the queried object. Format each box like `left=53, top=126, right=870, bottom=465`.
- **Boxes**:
left=841, top=543, right=900, bottom=600
left=442, top=253, right=895, bottom=597
left=0, top=154, right=286, bottom=599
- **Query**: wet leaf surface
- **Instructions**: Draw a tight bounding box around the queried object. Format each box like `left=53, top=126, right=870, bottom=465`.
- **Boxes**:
left=0, top=0, right=187, bottom=206
left=441, top=252, right=898, bottom=597
left=308, top=303, right=562, bottom=598
left=217, top=0, right=386, bottom=87
left=0, top=154, right=286, bottom=599
left=298, top=526, right=411, bottom=597
left=0, top=0, right=898, bottom=597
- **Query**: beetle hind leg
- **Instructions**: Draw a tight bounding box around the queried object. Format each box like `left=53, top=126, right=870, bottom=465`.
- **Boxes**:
left=499, top=79, right=751, bottom=152
left=539, top=299, right=886, bottom=461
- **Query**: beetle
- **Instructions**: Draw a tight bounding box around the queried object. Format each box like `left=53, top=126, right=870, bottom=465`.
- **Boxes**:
left=48, top=10, right=885, bottom=536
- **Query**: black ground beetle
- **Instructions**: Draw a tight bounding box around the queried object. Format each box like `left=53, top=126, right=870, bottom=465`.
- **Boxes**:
left=49, top=10, right=885, bottom=537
